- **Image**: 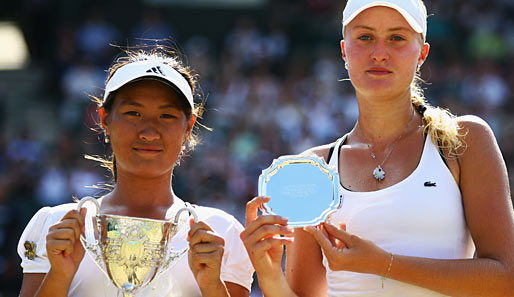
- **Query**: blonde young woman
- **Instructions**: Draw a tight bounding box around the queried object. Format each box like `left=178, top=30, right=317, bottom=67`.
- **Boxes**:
left=18, top=46, right=254, bottom=297
left=241, top=0, right=514, bottom=296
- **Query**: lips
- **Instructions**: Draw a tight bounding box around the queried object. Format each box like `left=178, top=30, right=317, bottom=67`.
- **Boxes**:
left=366, top=67, right=392, bottom=75
left=133, top=145, right=163, bottom=155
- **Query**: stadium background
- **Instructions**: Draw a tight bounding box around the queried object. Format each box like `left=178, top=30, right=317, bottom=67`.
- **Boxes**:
left=1, top=0, right=513, bottom=296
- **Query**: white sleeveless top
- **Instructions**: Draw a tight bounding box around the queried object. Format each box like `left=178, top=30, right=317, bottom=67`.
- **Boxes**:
left=324, top=135, right=475, bottom=297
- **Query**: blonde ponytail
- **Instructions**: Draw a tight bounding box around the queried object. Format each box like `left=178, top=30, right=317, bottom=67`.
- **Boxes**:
left=410, top=75, right=466, bottom=158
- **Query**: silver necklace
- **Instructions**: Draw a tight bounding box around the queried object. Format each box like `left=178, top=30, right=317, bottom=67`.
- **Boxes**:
left=364, top=110, right=416, bottom=181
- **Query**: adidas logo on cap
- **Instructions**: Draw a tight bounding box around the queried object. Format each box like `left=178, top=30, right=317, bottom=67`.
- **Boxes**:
left=146, top=66, right=165, bottom=76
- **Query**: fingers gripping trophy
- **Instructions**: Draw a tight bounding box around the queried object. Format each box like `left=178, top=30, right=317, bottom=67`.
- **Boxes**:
left=78, top=197, right=197, bottom=297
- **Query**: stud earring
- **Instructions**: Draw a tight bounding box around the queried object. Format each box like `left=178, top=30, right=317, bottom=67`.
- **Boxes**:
left=345, top=62, right=349, bottom=70
left=417, top=63, right=423, bottom=72
left=104, top=133, right=110, bottom=143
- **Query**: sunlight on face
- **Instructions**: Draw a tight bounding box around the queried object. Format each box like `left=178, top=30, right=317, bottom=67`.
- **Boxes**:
left=103, top=80, right=193, bottom=179
left=342, top=6, right=429, bottom=100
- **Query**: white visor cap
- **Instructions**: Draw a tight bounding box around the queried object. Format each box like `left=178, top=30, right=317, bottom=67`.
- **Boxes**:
left=103, top=60, right=194, bottom=109
left=342, top=0, right=427, bottom=40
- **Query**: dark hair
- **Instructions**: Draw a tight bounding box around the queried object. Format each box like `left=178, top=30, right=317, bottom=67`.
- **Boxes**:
left=87, top=43, right=205, bottom=182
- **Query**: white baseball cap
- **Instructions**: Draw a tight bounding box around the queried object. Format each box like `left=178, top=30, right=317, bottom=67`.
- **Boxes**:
left=103, top=60, right=194, bottom=109
left=342, top=0, right=427, bottom=40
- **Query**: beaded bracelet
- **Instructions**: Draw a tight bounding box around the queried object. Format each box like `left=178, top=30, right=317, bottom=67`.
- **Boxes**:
left=381, top=253, right=394, bottom=288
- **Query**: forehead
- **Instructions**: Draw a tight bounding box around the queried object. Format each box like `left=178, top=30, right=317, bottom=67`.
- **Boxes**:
left=347, top=6, right=413, bottom=32
left=112, top=79, right=188, bottom=110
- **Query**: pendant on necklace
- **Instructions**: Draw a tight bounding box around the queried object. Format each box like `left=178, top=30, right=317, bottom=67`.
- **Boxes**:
left=373, top=165, right=385, bottom=181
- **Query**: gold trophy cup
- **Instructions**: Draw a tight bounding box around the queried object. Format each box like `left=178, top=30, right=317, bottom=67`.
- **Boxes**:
left=77, top=197, right=197, bottom=297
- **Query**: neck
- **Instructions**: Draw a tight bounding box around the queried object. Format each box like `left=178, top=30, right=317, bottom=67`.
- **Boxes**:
left=105, top=171, right=176, bottom=210
left=354, top=90, right=417, bottom=146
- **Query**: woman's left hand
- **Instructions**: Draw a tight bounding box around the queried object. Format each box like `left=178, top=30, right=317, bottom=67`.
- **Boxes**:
left=187, top=219, right=227, bottom=293
left=305, top=222, right=390, bottom=275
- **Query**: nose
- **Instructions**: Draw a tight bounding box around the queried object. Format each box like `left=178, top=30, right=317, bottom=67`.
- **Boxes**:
left=138, top=121, right=160, bottom=142
left=371, top=40, right=389, bottom=63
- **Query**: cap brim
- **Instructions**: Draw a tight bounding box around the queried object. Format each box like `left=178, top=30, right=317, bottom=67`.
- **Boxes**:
left=107, top=76, right=193, bottom=110
left=103, top=60, right=194, bottom=109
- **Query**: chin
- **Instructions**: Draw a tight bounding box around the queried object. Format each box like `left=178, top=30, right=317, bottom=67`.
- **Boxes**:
left=360, top=86, right=395, bottom=98
left=137, top=169, right=173, bottom=179
left=360, top=81, right=409, bottom=97
left=124, top=163, right=174, bottom=179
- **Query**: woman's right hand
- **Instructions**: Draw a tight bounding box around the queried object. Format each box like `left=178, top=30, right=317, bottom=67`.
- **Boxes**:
left=45, top=208, right=87, bottom=279
left=240, top=196, right=294, bottom=282
left=305, top=222, right=389, bottom=275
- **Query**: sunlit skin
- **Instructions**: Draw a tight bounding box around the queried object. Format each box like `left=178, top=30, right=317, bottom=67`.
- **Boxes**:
left=101, top=79, right=194, bottom=181
left=338, top=6, right=430, bottom=150
left=342, top=6, right=429, bottom=104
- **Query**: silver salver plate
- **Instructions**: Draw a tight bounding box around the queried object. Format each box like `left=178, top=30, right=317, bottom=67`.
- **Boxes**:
left=258, top=155, right=341, bottom=227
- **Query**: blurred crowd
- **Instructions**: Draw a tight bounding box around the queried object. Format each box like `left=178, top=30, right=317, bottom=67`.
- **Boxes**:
left=1, top=0, right=514, bottom=295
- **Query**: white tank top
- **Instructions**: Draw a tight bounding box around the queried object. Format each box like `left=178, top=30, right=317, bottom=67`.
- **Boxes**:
left=324, top=135, right=475, bottom=297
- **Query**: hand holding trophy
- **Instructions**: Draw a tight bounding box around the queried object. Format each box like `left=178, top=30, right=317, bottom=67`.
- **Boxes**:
left=77, top=197, right=197, bottom=297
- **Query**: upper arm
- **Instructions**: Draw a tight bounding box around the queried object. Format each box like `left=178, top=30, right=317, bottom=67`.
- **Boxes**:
left=226, top=282, right=249, bottom=297
left=286, top=228, right=327, bottom=297
left=19, top=273, right=46, bottom=297
left=457, top=116, right=514, bottom=264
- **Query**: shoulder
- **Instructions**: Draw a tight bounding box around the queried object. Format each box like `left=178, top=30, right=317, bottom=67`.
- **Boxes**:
left=454, top=115, right=505, bottom=177
left=300, top=141, right=339, bottom=163
left=456, top=115, right=498, bottom=155
left=457, top=115, right=494, bottom=137
left=47, top=202, right=79, bottom=214
left=29, top=203, right=78, bottom=225
left=19, top=203, right=78, bottom=240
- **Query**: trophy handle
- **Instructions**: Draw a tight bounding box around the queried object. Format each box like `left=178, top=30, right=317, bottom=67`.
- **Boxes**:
left=75, top=197, right=109, bottom=278
left=160, top=207, right=198, bottom=272
left=174, top=207, right=198, bottom=224
left=76, top=197, right=101, bottom=246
